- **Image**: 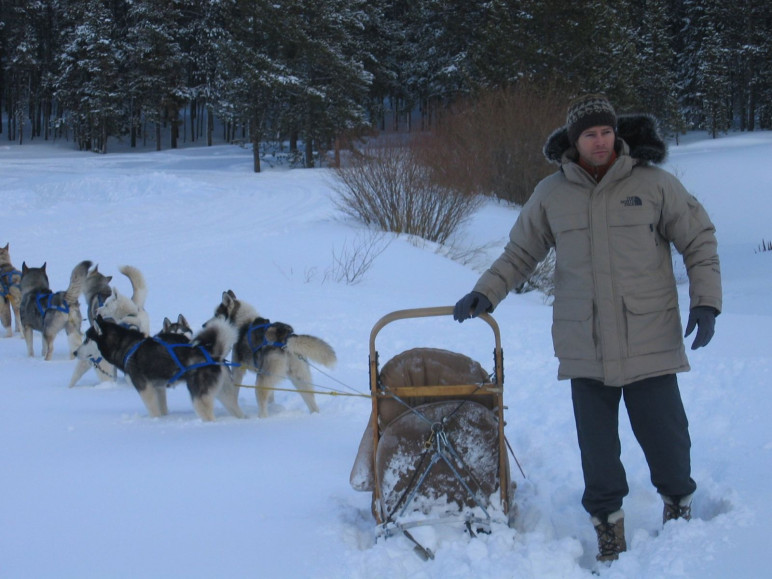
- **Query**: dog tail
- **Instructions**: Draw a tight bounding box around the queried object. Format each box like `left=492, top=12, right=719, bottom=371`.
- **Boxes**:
left=119, top=265, right=148, bottom=309
left=287, top=335, right=337, bottom=368
left=65, top=260, right=93, bottom=306
left=192, top=317, right=237, bottom=360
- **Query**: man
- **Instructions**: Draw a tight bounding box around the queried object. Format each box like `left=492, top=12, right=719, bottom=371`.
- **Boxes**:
left=453, top=94, right=721, bottom=562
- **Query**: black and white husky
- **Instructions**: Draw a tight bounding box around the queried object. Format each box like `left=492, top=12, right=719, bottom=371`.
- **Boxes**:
left=20, top=260, right=91, bottom=360
left=80, top=315, right=245, bottom=421
left=209, top=290, right=337, bottom=418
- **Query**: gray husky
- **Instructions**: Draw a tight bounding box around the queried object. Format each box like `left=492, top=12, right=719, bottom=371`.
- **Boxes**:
left=79, top=315, right=244, bottom=421
left=209, top=290, right=337, bottom=418
left=20, top=260, right=91, bottom=360
left=83, top=264, right=113, bottom=326
left=0, top=243, right=22, bottom=337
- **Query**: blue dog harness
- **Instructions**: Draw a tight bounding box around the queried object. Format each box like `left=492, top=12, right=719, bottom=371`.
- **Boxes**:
left=247, top=322, right=288, bottom=352
left=246, top=321, right=293, bottom=367
left=34, top=292, right=70, bottom=317
left=123, top=337, right=233, bottom=384
left=0, top=269, right=21, bottom=298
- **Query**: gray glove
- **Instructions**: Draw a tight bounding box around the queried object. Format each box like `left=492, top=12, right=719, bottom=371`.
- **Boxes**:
left=684, top=306, right=717, bottom=350
left=453, top=291, right=492, bottom=322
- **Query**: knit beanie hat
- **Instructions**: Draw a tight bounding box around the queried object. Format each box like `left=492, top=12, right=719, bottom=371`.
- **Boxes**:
left=566, top=94, right=617, bottom=144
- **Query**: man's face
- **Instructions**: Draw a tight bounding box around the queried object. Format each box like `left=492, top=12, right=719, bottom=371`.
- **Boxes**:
left=575, top=125, right=615, bottom=166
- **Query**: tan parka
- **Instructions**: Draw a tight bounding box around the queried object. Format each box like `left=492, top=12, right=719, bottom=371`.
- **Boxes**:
left=473, top=114, right=722, bottom=386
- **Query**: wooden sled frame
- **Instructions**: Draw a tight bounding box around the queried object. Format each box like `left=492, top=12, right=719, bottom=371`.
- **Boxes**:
left=368, top=306, right=511, bottom=526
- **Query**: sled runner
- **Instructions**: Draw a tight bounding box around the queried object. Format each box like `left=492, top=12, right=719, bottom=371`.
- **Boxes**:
left=350, top=307, right=515, bottom=557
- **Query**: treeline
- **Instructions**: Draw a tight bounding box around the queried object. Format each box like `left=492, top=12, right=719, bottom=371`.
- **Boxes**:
left=1, top=0, right=770, bottom=170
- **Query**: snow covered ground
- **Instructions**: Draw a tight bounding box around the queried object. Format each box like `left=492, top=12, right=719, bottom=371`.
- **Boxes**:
left=1, top=130, right=770, bottom=578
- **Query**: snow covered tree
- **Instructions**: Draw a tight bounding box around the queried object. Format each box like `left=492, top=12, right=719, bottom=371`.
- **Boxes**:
left=353, top=0, right=408, bottom=132
left=55, top=0, right=127, bottom=152
left=631, top=0, right=686, bottom=137
left=677, top=0, right=732, bottom=136
left=124, top=0, right=188, bottom=150
left=214, top=0, right=300, bottom=171
left=477, top=0, right=638, bottom=107
left=468, top=0, right=526, bottom=88
left=0, top=0, right=59, bottom=143
left=723, top=0, right=772, bottom=131
left=400, top=0, right=488, bottom=125
left=276, top=0, right=372, bottom=167
left=178, top=0, right=224, bottom=146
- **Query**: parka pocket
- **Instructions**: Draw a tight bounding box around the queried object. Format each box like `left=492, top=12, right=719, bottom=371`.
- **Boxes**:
left=623, top=291, right=682, bottom=356
left=551, top=211, right=589, bottom=233
left=550, top=212, right=590, bottom=273
left=552, top=298, right=597, bottom=360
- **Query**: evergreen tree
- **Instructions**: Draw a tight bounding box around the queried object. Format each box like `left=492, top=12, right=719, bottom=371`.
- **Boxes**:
left=492, top=0, right=638, bottom=107
left=278, top=0, right=372, bottom=167
left=3, top=0, right=768, bottom=155
left=215, top=0, right=298, bottom=172
left=124, top=0, right=188, bottom=150
left=725, top=0, right=772, bottom=130
left=469, top=0, right=526, bottom=88
left=1, top=0, right=55, bottom=143
left=355, top=0, right=407, bottom=131
left=178, top=0, right=224, bottom=145
left=632, top=0, right=686, bottom=136
left=678, top=0, right=732, bottom=136
left=55, top=0, right=128, bottom=152
left=401, top=0, right=487, bottom=124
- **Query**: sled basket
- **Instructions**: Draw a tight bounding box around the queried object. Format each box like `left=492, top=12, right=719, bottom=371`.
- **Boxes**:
left=349, top=307, right=514, bottom=532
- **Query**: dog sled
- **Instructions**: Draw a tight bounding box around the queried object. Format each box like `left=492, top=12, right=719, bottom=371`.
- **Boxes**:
left=350, top=307, right=515, bottom=558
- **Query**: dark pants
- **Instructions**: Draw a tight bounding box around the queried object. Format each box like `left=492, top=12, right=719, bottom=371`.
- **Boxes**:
left=571, top=374, right=696, bottom=519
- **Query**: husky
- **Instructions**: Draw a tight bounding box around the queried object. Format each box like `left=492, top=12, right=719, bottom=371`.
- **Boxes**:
left=83, top=265, right=113, bottom=326
left=98, top=287, right=150, bottom=335
left=0, top=243, right=23, bottom=337
left=116, top=265, right=149, bottom=333
left=95, top=265, right=150, bottom=334
left=20, top=260, right=91, bottom=360
left=161, top=314, right=193, bottom=339
left=209, top=290, right=337, bottom=418
left=69, top=265, right=150, bottom=387
left=80, top=315, right=245, bottom=421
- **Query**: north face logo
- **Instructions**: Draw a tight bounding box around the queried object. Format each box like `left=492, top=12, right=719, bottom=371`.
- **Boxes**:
left=621, top=196, right=643, bottom=207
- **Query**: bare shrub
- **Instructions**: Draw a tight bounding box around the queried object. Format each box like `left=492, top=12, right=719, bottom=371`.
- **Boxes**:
left=326, top=231, right=392, bottom=285
left=332, top=143, right=482, bottom=244
left=414, top=83, right=568, bottom=205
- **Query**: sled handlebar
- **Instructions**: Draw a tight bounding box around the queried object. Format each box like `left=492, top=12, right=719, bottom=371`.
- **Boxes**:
left=368, top=306, right=501, bottom=358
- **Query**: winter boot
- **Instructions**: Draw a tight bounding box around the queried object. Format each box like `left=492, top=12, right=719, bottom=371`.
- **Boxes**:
left=662, top=493, right=693, bottom=524
left=592, top=509, right=626, bottom=562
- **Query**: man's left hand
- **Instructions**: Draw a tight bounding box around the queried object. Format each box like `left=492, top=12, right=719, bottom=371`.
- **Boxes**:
left=684, top=306, right=717, bottom=350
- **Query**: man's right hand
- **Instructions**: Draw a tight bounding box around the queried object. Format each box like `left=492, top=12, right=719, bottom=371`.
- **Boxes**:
left=453, top=291, right=492, bottom=322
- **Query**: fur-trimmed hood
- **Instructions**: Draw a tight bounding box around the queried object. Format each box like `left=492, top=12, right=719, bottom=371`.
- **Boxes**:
left=543, top=113, right=667, bottom=166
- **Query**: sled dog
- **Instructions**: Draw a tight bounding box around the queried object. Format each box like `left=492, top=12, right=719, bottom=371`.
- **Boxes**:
left=208, top=290, right=337, bottom=418
left=80, top=315, right=244, bottom=421
left=96, top=265, right=150, bottom=334
left=160, top=314, right=193, bottom=339
left=83, top=265, right=113, bottom=326
left=0, top=243, right=23, bottom=337
left=70, top=265, right=150, bottom=387
left=20, top=260, right=91, bottom=360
